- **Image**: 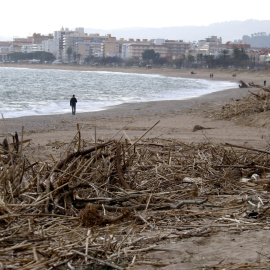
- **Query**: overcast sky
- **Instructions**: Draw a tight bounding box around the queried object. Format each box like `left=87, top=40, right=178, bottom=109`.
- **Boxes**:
left=1, top=0, right=270, bottom=38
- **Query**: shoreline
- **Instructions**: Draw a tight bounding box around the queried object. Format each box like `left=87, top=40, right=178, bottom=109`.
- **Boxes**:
left=0, top=63, right=261, bottom=120
left=0, top=63, right=240, bottom=122
left=1, top=84, right=248, bottom=134
left=2, top=62, right=269, bottom=81
left=1, top=64, right=270, bottom=157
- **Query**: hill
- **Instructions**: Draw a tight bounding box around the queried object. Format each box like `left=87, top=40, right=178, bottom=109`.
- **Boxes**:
left=85, top=19, right=270, bottom=43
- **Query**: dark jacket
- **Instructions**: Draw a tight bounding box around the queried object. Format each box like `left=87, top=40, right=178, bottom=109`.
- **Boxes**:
left=70, top=97, right=77, bottom=106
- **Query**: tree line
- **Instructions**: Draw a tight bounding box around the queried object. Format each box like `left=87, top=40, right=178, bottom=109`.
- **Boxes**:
left=8, top=51, right=56, bottom=63
left=140, top=48, right=266, bottom=69
left=84, top=48, right=268, bottom=69
left=7, top=47, right=268, bottom=70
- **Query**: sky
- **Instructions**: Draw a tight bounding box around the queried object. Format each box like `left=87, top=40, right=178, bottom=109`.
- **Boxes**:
left=1, top=0, right=270, bottom=38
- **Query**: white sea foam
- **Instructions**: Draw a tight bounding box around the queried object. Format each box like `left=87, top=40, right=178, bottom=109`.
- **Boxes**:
left=0, top=67, right=237, bottom=118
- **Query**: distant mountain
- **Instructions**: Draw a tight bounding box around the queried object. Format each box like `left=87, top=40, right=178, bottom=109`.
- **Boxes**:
left=1, top=20, right=270, bottom=44
left=85, top=20, right=270, bottom=43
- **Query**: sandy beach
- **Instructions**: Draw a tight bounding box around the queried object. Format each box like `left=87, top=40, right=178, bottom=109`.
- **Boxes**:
left=2, top=64, right=270, bottom=269
left=1, top=64, right=270, bottom=159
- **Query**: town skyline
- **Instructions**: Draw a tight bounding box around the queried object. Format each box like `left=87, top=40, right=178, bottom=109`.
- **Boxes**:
left=1, top=25, right=269, bottom=66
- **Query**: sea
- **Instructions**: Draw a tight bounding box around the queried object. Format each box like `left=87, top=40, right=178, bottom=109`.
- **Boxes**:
left=0, top=67, right=237, bottom=119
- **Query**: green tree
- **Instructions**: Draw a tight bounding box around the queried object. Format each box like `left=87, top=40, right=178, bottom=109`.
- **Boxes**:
left=172, top=56, right=186, bottom=68
left=216, top=50, right=230, bottom=68
left=232, top=48, right=249, bottom=68
left=84, top=55, right=95, bottom=65
left=155, top=57, right=169, bottom=66
left=77, top=53, right=82, bottom=64
left=8, top=51, right=55, bottom=63
left=196, top=54, right=204, bottom=67
left=186, top=54, right=195, bottom=67
left=67, top=47, right=73, bottom=62
left=33, top=51, right=55, bottom=63
left=142, top=49, right=159, bottom=63
left=203, top=55, right=215, bottom=68
left=73, top=52, right=77, bottom=63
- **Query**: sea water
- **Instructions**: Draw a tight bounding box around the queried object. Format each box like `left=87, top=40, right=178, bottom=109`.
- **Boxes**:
left=0, top=67, right=237, bottom=118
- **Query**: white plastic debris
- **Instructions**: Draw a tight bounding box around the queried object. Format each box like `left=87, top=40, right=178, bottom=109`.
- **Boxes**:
left=251, top=174, right=260, bottom=181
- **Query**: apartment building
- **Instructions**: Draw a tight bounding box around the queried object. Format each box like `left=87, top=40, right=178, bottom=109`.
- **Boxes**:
left=0, top=41, right=12, bottom=61
left=62, top=33, right=87, bottom=62
left=77, top=42, right=104, bottom=60
left=21, top=44, right=33, bottom=53
left=164, top=40, right=190, bottom=59
left=197, top=36, right=223, bottom=55
left=78, top=34, right=114, bottom=59
left=259, top=52, right=270, bottom=63
left=84, top=33, right=110, bottom=43
left=21, top=43, right=43, bottom=53
left=121, top=39, right=189, bottom=60
left=53, top=27, right=75, bottom=60
left=11, top=37, right=32, bottom=52
left=103, top=35, right=124, bottom=58
left=122, top=42, right=150, bottom=59
left=42, top=38, right=59, bottom=56
left=122, top=39, right=158, bottom=60
left=32, top=33, right=53, bottom=44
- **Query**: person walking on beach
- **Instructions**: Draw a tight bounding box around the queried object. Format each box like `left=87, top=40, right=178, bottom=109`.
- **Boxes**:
left=70, top=95, right=77, bottom=115
left=264, top=80, right=266, bottom=86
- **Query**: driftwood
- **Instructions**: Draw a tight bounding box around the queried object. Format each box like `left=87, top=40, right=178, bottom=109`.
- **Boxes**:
left=203, top=81, right=270, bottom=121
left=248, top=90, right=263, bottom=100
left=54, top=140, right=113, bottom=170
left=192, top=125, right=213, bottom=132
left=116, top=144, right=131, bottom=189
left=239, top=80, right=248, bottom=88
left=225, top=142, right=270, bottom=155
left=2, top=126, right=270, bottom=269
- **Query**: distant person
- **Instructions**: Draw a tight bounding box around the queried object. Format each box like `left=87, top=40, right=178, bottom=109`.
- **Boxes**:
left=70, top=95, right=77, bottom=115
left=264, top=80, right=266, bottom=86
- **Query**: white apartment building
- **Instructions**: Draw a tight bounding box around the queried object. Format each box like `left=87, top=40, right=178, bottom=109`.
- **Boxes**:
left=54, top=27, right=75, bottom=60
left=121, top=43, right=131, bottom=59
left=21, top=44, right=33, bottom=53
left=42, top=38, right=59, bottom=56
left=259, top=53, right=270, bottom=62
left=21, top=44, right=43, bottom=53
left=0, top=45, right=11, bottom=61
left=197, top=36, right=223, bottom=55
left=121, top=39, right=190, bottom=60
left=121, top=42, right=151, bottom=59
left=32, top=44, right=43, bottom=52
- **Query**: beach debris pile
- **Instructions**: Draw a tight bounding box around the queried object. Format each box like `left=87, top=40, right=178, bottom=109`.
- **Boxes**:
left=205, top=82, right=270, bottom=124
left=1, top=128, right=270, bottom=269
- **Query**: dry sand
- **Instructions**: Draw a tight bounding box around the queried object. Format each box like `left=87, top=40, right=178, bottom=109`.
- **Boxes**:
left=1, top=64, right=270, bottom=269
